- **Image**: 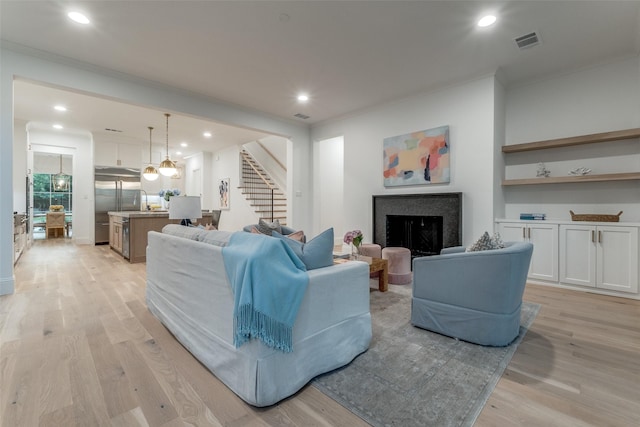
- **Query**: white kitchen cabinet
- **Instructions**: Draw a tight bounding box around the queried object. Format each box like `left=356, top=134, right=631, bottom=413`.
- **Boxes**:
left=560, top=224, right=638, bottom=293
left=498, top=221, right=559, bottom=282
left=95, top=140, right=143, bottom=168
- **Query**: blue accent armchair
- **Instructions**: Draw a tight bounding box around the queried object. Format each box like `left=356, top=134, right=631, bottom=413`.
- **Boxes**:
left=411, top=241, right=533, bottom=346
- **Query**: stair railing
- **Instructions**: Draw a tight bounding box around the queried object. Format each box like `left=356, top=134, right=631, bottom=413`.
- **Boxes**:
left=241, top=151, right=277, bottom=222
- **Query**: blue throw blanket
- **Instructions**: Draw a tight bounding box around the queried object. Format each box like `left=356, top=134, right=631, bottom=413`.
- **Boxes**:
left=222, top=232, right=309, bottom=352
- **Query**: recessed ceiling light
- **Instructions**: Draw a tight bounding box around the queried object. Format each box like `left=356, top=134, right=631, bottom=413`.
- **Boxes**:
left=297, top=93, right=309, bottom=102
left=54, top=105, right=67, bottom=112
left=180, top=142, right=188, bottom=147
left=478, top=15, right=497, bottom=28
left=68, top=11, right=90, bottom=25
left=53, top=124, right=64, bottom=129
left=176, top=151, right=182, bottom=156
left=203, top=132, right=212, bottom=138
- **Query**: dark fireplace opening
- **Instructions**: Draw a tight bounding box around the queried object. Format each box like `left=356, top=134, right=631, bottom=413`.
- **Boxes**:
left=386, top=215, right=443, bottom=258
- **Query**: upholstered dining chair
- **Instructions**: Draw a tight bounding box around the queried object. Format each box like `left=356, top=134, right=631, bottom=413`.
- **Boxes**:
left=411, top=241, right=533, bottom=346
left=45, top=211, right=66, bottom=238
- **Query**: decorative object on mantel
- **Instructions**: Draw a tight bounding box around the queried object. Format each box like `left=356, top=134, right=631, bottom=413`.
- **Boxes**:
left=568, top=167, right=591, bottom=176
left=536, top=162, right=550, bottom=177
left=570, top=210, right=623, bottom=222
left=343, top=229, right=363, bottom=259
left=383, top=125, right=450, bottom=187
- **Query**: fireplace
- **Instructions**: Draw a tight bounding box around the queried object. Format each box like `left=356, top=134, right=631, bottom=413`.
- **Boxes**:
left=386, top=215, right=443, bottom=257
left=373, top=193, right=461, bottom=256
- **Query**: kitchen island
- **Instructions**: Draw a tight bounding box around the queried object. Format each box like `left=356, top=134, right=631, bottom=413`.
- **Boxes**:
left=108, top=210, right=216, bottom=263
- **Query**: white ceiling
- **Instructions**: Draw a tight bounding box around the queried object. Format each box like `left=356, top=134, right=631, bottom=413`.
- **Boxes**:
left=2, top=1, right=639, bottom=156
left=13, top=80, right=273, bottom=160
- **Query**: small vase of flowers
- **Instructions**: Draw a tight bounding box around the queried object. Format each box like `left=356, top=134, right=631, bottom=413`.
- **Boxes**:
left=159, top=189, right=181, bottom=209
left=344, top=229, right=363, bottom=259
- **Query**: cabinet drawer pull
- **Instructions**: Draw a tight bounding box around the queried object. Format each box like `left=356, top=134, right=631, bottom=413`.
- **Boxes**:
left=598, top=230, right=602, bottom=243
left=591, top=230, right=595, bottom=243
left=522, top=227, right=526, bottom=239
left=527, top=228, right=531, bottom=239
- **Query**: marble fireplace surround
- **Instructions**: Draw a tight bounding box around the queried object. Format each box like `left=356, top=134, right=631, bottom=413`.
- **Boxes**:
left=372, top=193, right=462, bottom=250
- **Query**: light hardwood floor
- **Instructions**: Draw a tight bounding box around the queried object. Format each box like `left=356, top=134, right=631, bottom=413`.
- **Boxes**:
left=1, top=239, right=638, bottom=426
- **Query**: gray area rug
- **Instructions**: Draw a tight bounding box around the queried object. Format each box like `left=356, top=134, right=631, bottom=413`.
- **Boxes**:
left=312, top=284, right=540, bottom=427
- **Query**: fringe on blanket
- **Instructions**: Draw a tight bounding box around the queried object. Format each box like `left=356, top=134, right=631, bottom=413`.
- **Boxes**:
left=234, top=304, right=293, bottom=353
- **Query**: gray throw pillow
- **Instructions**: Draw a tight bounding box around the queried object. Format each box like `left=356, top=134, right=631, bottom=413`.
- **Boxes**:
left=257, top=219, right=282, bottom=236
left=466, top=231, right=505, bottom=252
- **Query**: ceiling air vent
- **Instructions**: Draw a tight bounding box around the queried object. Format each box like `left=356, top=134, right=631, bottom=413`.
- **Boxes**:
left=294, top=113, right=310, bottom=120
left=514, top=31, right=540, bottom=50
left=105, top=128, right=123, bottom=132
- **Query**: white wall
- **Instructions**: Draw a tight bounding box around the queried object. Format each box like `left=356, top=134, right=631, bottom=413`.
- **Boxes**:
left=33, top=152, right=73, bottom=174
left=314, top=136, right=344, bottom=244
left=27, top=125, right=94, bottom=245
left=493, top=78, right=506, bottom=220
left=506, top=56, right=640, bottom=142
left=1, top=45, right=311, bottom=295
left=211, top=145, right=261, bottom=231
left=260, top=135, right=287, bottom=165
left=311, top=75, right=499, bottom=245
left=504, top=55, right=640, bottom=222
left=12, top=119, right=28, bottom=214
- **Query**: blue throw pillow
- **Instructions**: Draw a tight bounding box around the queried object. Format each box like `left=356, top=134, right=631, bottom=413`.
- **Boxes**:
left=272, top=228, right=334, bottom=270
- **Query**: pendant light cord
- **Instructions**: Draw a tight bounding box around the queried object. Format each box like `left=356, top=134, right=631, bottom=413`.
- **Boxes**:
left=148, top=126, right=154, bottom=162
left=165, top=113, right=171, bottom=159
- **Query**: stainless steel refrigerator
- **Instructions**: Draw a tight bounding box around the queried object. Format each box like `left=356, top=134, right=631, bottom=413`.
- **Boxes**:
left=94, top=167, right=141, bottom=245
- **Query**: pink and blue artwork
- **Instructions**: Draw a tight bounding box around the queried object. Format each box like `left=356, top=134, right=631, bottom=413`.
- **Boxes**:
left=383, top=125, right=450, bottom=187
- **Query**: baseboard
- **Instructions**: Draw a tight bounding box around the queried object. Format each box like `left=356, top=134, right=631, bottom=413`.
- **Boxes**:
left=0, top=275, right=15, bottom=295
left=526, top=279, right=640, bottom=301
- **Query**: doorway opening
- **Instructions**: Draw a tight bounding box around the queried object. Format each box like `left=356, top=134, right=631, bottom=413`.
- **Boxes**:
left=31, top=152, right=73, bottom=240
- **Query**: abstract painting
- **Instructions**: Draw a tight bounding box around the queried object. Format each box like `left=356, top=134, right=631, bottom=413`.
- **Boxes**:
left=383, top=125, right=450, bottom=187
left=219, top=178, right=230, bottom=210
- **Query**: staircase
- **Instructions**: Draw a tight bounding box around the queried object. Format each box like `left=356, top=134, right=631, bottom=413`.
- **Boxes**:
left=239, top=150, right=287, bottom=225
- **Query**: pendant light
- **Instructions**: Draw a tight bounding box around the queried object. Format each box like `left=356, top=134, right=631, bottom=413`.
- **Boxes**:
left=143, top=126, right=159, bottom=181
left=53, top=154, right=70, bottom=192
left=159, top=113, right=177, bottom=177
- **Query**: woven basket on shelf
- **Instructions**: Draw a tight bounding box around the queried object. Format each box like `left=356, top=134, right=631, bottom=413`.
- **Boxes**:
left=569, top=210, right=623, bottom=222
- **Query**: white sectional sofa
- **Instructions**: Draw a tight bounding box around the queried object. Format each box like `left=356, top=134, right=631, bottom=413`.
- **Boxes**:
left=145, top=226, right=372, bottom=406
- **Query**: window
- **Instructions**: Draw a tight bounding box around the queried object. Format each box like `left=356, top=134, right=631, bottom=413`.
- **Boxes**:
left=33, top=173, right=73, bottom=214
